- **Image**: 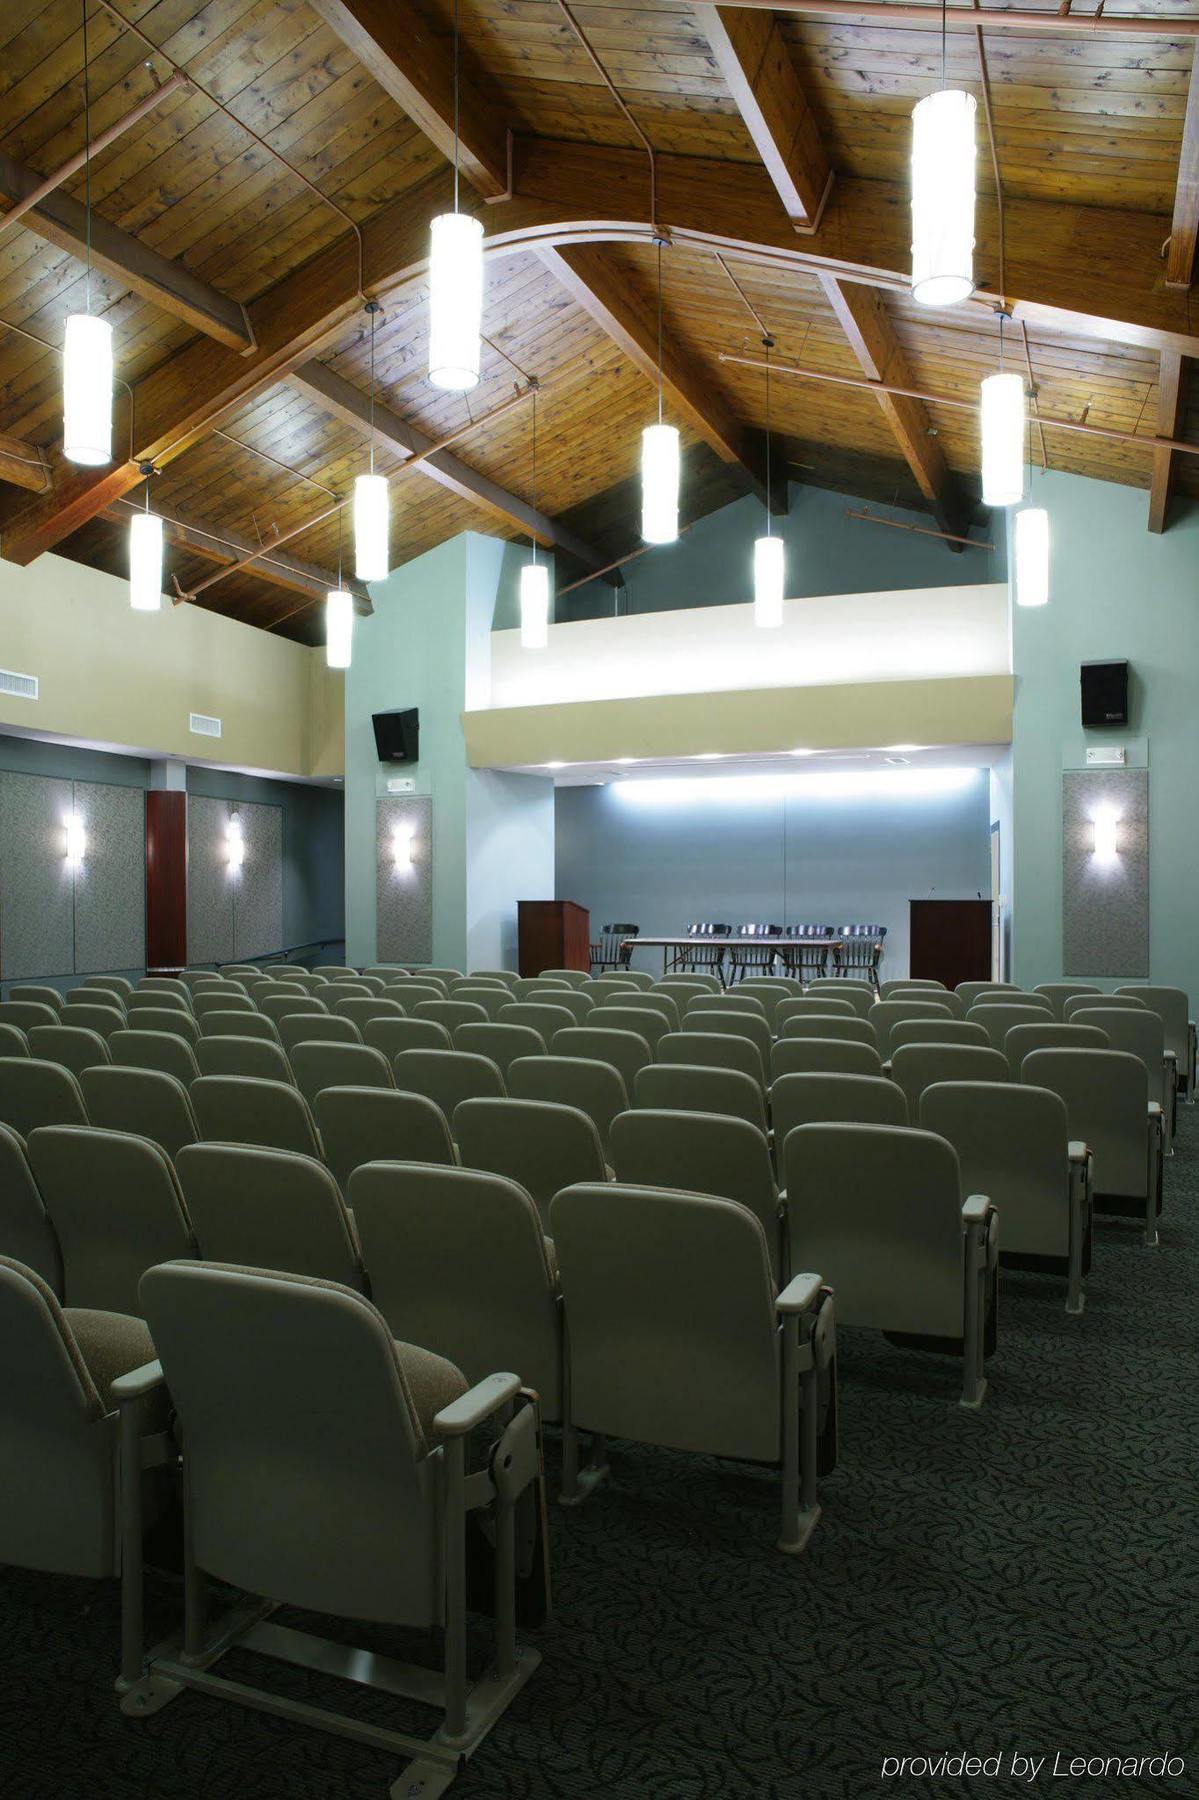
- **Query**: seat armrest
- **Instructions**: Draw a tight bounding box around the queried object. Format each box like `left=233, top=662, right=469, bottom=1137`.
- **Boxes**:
left=1148, top=1101, right=1163, bottom=1119
left=777, top=1271, right=822, bottom=1315
left=962, top=1194, right=992, bottom=1226
left=435, top=1371, right=521, bottom=1438
left=111, top=1359, right=165, bottom=1405
left=1067, top=1140, right=1089, bottom=1165
left=1164, top=1050, right=1178, bottom=1065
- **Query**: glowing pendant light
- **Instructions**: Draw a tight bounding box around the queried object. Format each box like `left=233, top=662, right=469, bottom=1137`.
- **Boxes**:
left=1014, top=507, right=1049, bottom=608
left=641, top=240, right=679, bottom=544
left=520, top=386, right=551, bottom=648
left=129, top=468, right=162, bottom=611
left=910, top=1, right=976, bottom=307
left=428, top=0, right=482, bottom=390
left=325, top=588, right=354, bottom=666
left=981, top=315, right=1025, bottom=507
left=753, top=335, right=784, bottom=628
left=354, top=300, right=390, bottom=580
left=63, top=3, right=113, bottom=464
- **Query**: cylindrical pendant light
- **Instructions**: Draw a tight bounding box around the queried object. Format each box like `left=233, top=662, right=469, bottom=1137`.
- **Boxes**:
left=64, top=312, right=113, bottom=465
left=520, top=563, right=550, bottom=649
left=354, top=300, right=390, bottom=580
left=325, top=588, right=354, bottom=666
left=1014, top=507, right=1049, bottom=608
left=910, top=4, right=976, bottom=309
left=428, top=0, right=482, bottom=390
left=63, top=6, right=113, bottom=465
left=520, top=385, right=551, bottom=648
left=753, top=335, right=784, bottom=628
left=128, top=509, right=163, bottom=611
left=981, top=315, right=1025, bottom=507
left=641, top=239, right=679, bottom=544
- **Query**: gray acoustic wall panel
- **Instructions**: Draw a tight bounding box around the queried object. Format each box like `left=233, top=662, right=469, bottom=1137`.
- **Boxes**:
left=187, top=794, right=235, bottom=967
left=234, top=802, right=283, bottom=961
left=72, top=781, right=145, bottom=974
left=376, top=796, right=432, bottom=965
left=0, top=772, right=75, bottom=979
left=1062, top=767, right=1149, bottom=978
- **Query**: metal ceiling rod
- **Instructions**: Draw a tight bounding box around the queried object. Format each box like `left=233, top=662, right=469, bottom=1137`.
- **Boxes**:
left=176, top=499, right=348, bottom=601
left=718, top=350, right=1199, bottom=459
left=717, top=1, right=1199, bottom=37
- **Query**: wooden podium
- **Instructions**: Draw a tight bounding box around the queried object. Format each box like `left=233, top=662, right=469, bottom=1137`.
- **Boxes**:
left=909, top=899, right=992, bottom=991
left=518, top=900, right=591, bottom=976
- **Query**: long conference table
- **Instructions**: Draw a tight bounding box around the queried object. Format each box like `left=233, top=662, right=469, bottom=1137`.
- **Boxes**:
left=622, top=933, right=844, bottom=984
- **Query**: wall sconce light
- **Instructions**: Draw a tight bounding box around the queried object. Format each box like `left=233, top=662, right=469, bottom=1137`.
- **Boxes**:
left=1090, top=808, right=1120, bottom=864
left=64, top=812, right=86, bottom=868
left=226, top=813, right=245, bottom=873
left=392, top=824, right=415, bottom=872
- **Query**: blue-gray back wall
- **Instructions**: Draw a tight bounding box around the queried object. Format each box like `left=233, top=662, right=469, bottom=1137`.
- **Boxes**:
left=554, top=774, right=993, bottom=978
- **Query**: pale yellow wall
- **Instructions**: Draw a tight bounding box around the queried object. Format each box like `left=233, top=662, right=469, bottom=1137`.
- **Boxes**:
left=0, top=553, right=344, bottom=778
left=463, top=674, right=1014, bottom=768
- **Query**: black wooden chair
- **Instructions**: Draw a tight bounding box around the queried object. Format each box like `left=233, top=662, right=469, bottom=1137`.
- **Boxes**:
left=590, top=922, right=639, bottom=974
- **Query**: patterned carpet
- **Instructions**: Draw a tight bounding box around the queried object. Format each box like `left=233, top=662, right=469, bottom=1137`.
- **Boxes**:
left=2, top=1113, right=1196, bottom=1800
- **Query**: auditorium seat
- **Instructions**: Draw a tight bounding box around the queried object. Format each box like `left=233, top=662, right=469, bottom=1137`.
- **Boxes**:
left=890, top=1044, right=1010, bottom=1118
left=79, top=1066, right=198, bottom=1160
left=127, top=989, right=191, bottom=1017
left=454, top=1097, right=607, bottom=1231
left=454, top=1021, right=547, bottom=1080
left=526, top=988, right=595, bottom=1025
left=276, top=1013, right=359, bottom=1051
left=868, top=1000, right=954, bottom=1060
left=0, top=1058, right=88, bottom=1135
left=0, top=999, right=60, bottom=1035
left=27, top=1125, right=195, bottom=1314
left=10, top=984, right=63, bottom=1011
left=192, top=1074, right=320, bottom=1158
left=879, top=979, right=947, bottom=1001
left=889, top=1018, right=989, bottom=1052
left=468, top=968, right=521, bottom=990
left=137, top=977, right=190, bottom=1004
left=1119, top=984, right=1195, bottom=1097
left=195, top=1036, right=294, bottom=1085
left=782, top=1122, right=996, bottom=1407
left=777, top=996, right=856, bottom=1028
left=1022, top=1049, right=1163, bottom=1246
left=81, top=975, right=133, bottom=1000
left=1035, top=982, right=1102, bottom=1019
left=363, top=1015, right=452, bottom=1058
left=1003, top=1022, right=1109, bottom=1077
left=131, top=1259, right=539, bottom=1785
left=532, top=968, right=587, bottom=990
left=127, top=1007, right=201, bottom=1047
left=499, top=1000, right=578, bottom=1044
left=657, top=972, right=722, bottom=996
left=260, top=991, right=329, bottom=1023
left=177, top=1143, right=363, bottom=1286
left=1083, top=1008, right=1177, bottom=1150
left=28, top=1024, right=110, bottom=1078
left=509, top=1055, right=628, bottom=1153
left=290, top=1041, right=394, bottom=1109
left=658, top=1029, right=763, bottom=1088
left=0, top=1124, right=63, bottom=1294
left=610, top=1109, right=783, bottom=1277
left=109, top=1029, right=201, bottom=1087
left=685, top=1007, right=771, bottom=1069
left=1063, top=993, right=1147, bottom=1022
left=770, top=1037, right=885, bottom=1081
left=442, top=984, right=510, bottom=1021
left=633, top=1061, right=768, bottom=1133
left=690, top=990, right=767, bottom=1018
left=193, top=990, right=257, bottom=1018
left=65, top=988, right=125, bottom=1018
left=314, top=1086, right=456, bottom=1188
left=773, top=1072, right=908, bottom=1141
left=956, top=982, right=1023, bottom=1009
left=968, top=1002, right=1059, bottom=1050
left=780, top=1014, right=877, bottom=1049
left=200, top=1009, right=280, bottom=1043
left=331, top=995, right=406, bottom=1029
left=805, top=982, right=872, bottom=1020
left=550, top=1182, right=832, bottom=1550
left=351, top=1161, right=566, bottom=1425
left=552, top=1025, right=653, bottom=1092
left=415, top=998, right=490, bottom=1034
left=393, top=1048, right=506, bottom=1119
left=382, top=981, right=448, bottom=1010
left=920, top=1082, right=1091, bottom=1314
left=587, top=1003, right=670, bottom=1056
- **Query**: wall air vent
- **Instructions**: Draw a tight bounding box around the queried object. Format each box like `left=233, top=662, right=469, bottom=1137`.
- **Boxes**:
left=0, top=666, right=38, bottom=700
left=189, top=712, right=222, bottom=738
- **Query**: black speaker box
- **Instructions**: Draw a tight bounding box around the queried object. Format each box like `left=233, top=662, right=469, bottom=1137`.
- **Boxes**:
left=372, top=707, right=420, bottom=762
left=1080, top=661, right=1129, bottom=729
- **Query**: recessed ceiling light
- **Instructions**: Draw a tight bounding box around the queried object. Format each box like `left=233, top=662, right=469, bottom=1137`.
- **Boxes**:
left=692, top=752, right=725, bottom=761
left=614, top=756, right=639, bottom=765
left=884, top=755, right=910, bottom=766
left=544, top=761, right=566, bottom=770
left=885, top=744, right=923, bottom=754
left=789, top=748, right=814, bottom=758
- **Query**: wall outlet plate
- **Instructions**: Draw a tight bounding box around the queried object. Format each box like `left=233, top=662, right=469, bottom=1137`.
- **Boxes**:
left=1085, top=746, right=1126, bottom=766
left=386, top=776, right=416, bottom=793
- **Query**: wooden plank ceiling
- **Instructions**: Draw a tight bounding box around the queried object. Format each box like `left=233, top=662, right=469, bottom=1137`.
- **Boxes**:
left=0, top=0, right=1196, bottom=642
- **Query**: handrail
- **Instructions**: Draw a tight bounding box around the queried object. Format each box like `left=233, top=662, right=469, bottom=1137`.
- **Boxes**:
left=3, top=938, right=347, bottom=988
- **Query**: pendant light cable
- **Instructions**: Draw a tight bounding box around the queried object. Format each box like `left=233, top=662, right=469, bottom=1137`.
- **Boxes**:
left=82, top=0, right=93, bottom=311
left=530, top=384, right=538, bottom=567
left=452, top=0, right=460, bottom=214
left=656, top=238, right=664, bottom=424
left=368, top=298, right=378, bottom=476
left=764, top=334, right=774, bottom=533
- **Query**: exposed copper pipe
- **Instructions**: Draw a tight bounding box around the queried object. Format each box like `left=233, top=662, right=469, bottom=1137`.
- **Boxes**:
left=552, top=0, right=659, bottom=227
left=971, top=2, right=1006, bottom=309
left=846, top=509, right=993, bottom=551
left=717, top=1, right=1199, bottom=37
left=719, top=350, right=1199, bottom=458
left=0, top=71, right=191, bottom=238
left=401, top=382, right=535, bottom=467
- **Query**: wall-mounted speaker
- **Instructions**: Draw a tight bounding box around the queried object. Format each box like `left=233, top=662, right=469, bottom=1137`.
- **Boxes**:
left=1080, top=661, right=1129, bottom=729
left=372, top=707, right=420, bottom=763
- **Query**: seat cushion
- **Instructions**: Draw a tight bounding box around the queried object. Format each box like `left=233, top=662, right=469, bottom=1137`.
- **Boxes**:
left=393, top=1339, right=468, bottom=1453
left=63, top=1307, right=156, bottom=1411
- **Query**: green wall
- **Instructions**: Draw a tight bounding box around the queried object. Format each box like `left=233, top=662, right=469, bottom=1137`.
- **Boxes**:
left=1010, top=471, right=1199, bottom=993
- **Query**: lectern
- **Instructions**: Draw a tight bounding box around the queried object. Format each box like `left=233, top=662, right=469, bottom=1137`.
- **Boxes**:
left=909, top=899, right=992, bottom=991
left=519, top=900, right=591, bottom=976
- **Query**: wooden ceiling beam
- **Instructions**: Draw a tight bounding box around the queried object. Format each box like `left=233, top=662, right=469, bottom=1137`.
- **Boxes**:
left=537, top=243, right=770, bottom=505
left=308, top=0, right=510, bottom=199
left=713, top=1, right=1199, bottom=36
left=0, top=430, right=51, bottom=494
left=7, top=146, right=1199, bottom=564
left=694, top=6, right=831, bottom=227
left=290, top=360, right=611, bottom=574
left=1147, top=352, right=1188, bottom=534
left=1166, top=54, right=1199, bottom=289
left=101, top=499, right=371, bottom=610
left=0, top=152, right=254, bottom=354
left=818, top=276, right=970, bottom=547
